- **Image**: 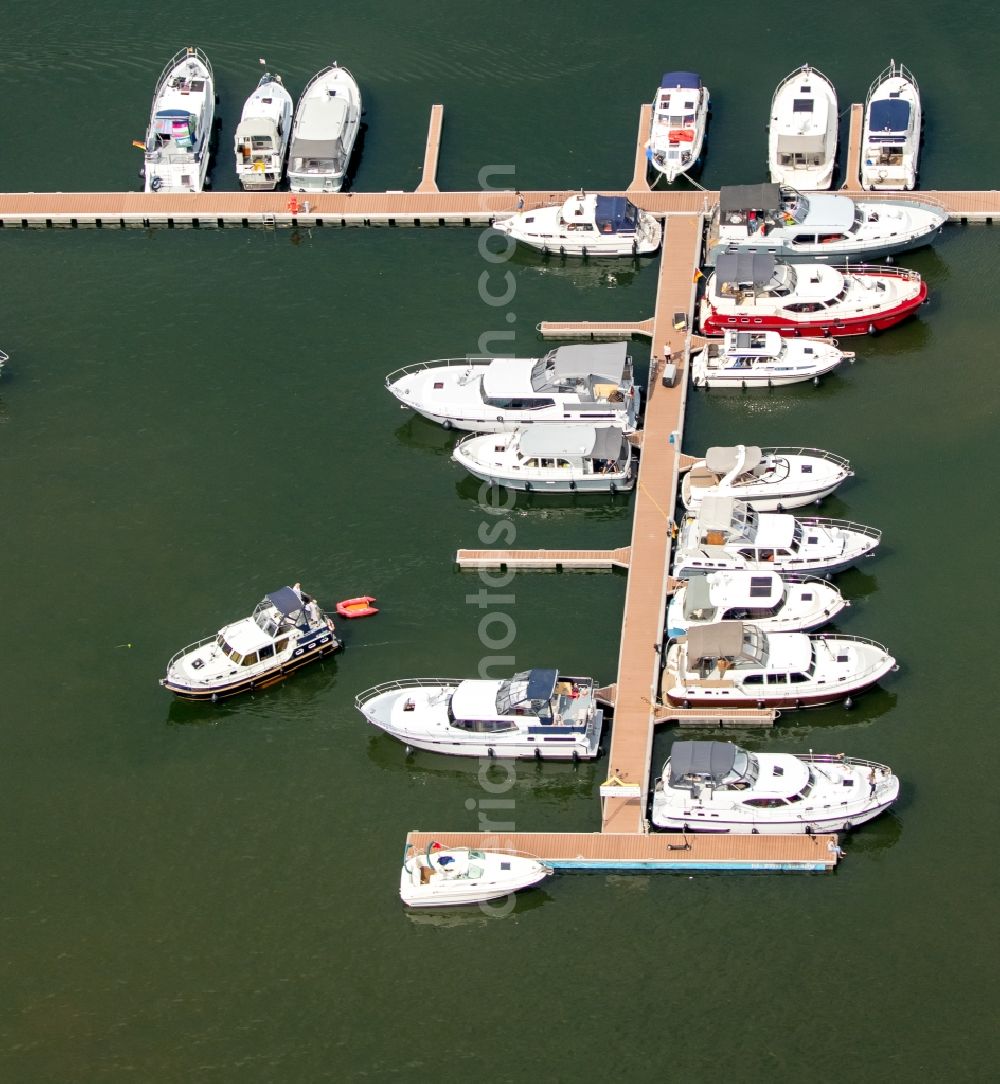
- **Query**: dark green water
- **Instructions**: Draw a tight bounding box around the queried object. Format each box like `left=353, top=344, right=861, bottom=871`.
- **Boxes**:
left=3, top=2, right=999, bottom=1079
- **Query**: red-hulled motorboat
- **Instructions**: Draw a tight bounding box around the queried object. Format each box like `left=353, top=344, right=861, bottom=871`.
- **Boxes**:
left=336, top=596, right=378, bottom=619
left=699, top=252, right=927, bottom=337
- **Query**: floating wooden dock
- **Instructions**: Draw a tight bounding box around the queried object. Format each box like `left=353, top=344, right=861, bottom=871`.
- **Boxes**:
left=537, top=318, right=655, bottom=340
left=415, top=105, right=444, bottom=194
left=405, top=832, right=839, bottom=872
left=456, top=547, right=630, bottom=570
left=843, top=103, right=865, bottom=192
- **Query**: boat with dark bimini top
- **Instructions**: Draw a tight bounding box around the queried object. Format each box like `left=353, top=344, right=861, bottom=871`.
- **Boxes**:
left=161, top=585, right=342, bottom=700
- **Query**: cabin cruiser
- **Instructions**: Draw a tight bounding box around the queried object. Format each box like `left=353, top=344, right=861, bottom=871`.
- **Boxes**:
left=452, top=424, right=635, bottom=494
left=288, top=63, right=361, bottom=192
left=161, top=586, right=342, bottom=700
left=141, top=47, right=215, bottom=193
left=707, top=184, right=946, bottom=264
left=699, top=252, right=927, bottom=337
left=651, top=741, right=899, bottom=834
left=400, top=843, right=552, bottom=908
left=681, top=445, right=852, bottom=512
left=386, top=341, right=639, bottom=433
left=354, top=669, right=603, bottom=759
left=667, top=571, right=848, bottom=637
left=861, top=61, right=922, bottom=191
left=691, top=330, right=850, bottom=388
left=492, top=193, right=661, bottom=257
left=234, top=67, right=293, bottom=190
left=662, top=621, right=897, bottom=709
left=647, top=71, right=710, bottom=184
left=672, top=495, right=881, bottom=578
left=768, top=64, right=837, bottom=190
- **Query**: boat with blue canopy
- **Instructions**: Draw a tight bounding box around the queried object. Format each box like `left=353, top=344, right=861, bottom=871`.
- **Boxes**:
left=647, top=70, right=710, bottom=183
left=861, top=61, right=922, bottom=191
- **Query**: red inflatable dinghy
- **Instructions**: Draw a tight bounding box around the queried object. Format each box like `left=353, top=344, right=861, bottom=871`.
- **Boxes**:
left=336, top=596, right=378, bottom=619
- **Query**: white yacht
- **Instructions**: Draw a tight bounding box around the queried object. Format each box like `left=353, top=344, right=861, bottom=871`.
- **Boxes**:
left=400, top=844, right=552, bottom=908
left=691, top=330, right=850, bottom=388
left=355, top=669, right=604, bottom=759
left=647, top=71, right=710, bottom=184
left=708, top=184, right=946, bottom=264
left=768, top=65, right=838, bottom=190
left=861, top=61, right=922, bottom=191
left=666, top=571, right=848, bottom=637
left=288, top=63, right=362, bottom=193
left=141, top=47, right=215, bottom=194
left=160, top=586, right=341, bottom=701
left=700, top=252, right=928, bottom=338
left=672, top=495, right=881, bottom=578
left=662, top=622, right=897, bottom=709
left=452, top=424, right=636, bottom=494
left=651, top=741, right=899, bottom=834
left=234, top=66, right=293, bottom=191
left=492, top=193, right=662, bottom=257
left=386, top=341, right=639, bottom=433
left=681, top=445, right=852, bottom=512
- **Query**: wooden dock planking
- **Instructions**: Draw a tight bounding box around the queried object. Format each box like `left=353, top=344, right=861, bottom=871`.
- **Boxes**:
left=415, top=104, right=444, bottom=194
left=405, top=831, right=839, bottom=871
left=456, top=547, right=630, bottom=570
left=843, top=103, right=864, bottom=191
left=657, top=706, right=778, bottom=728
left=629, top=104, right=653, bottom=193
left=537, top=318, right=655, bottom=340
left=602, top=213, right=704, bottom=835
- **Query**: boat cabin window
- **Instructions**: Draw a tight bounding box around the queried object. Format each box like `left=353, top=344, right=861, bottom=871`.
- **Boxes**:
left=275, top=638, right=289, bottom=654
left=451, top=718, right=517, bottom=733
left=743, top=797, right=787, bottom=808
left=482, top=395, right=556, bottom=411
left=259, top=643, right=275, bottom=661
left=242, top=651, right=259, bottom=667
left=723, top=604, right=780, bottom=621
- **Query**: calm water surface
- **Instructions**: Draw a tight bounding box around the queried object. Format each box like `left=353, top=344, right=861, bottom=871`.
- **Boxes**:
left=2, top=2, right=999, bottom=1079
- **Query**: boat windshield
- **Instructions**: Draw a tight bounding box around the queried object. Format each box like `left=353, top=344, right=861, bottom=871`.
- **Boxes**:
left=779, top=190, right=810, bottom=224
left=729, top=747, right=759, bottom=786
left=215, top=634, right=242, bottom=663
left=496, top=671, right=532, bottom=714
left=741, top=625, right=769, bottom=667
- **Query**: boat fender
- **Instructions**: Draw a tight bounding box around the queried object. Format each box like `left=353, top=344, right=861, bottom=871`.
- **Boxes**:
left=211, top=693, right=218, bottom=703
left=609, top=481, right=617, bottom=496
left=559, top=246, right=565, bottom=258
left=813, top=375, right=820, bottom=387
left=150, top=175, right=163, bottom=192
left=572, top=749, right=579, bottom=764
left=524, top=481, right=532, bottom=492
left=867, top=323, right=877, bottom=336
left=632, top=239, right=638, bottom=257
left=442, top=419, right=452, bottom=430
left=582, top=246, right=587, bottom=259
left=534, top=747, right=542, bottom=761
left=487, top=746, right=495, bottom=758
left=569, top=480, right=576, bottom=491
left=496, top=416, right=503, bottom=423
left=844, top=696, right=855, bottom=710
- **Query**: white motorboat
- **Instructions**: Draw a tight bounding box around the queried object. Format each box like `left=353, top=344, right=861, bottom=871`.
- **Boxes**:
left=141, top=46, right=215, bottom=194
left=355, top=669, right=604, bottom=759
left=666, top=571, right=848, bottom=637
left=386, top=341, right=639, bottom=433
left=651, top=741, right=899, bottom=834
left=288, top=63, right=362, bottom=193
left=492, top=193, right=661, bottom=257
left=647, top=71, right=710, bottom=184
left=452, top=424, right=636, bottom=494
left=400, top=843, right=552, bottom=908
left=681, top=445, right=852, bottom=512
left=861, top=61, right=922, bottom=191
left=672, top=495, right=881, bottom=578
left=768, top=64, right=838, bottom=190
left=662, top=622, right=897, bottom=709
left=707, top=183, right=946, bottom=264
left=691, top=330, right=850, bottom=388
left=160, top=585, right=341, bottom=700
left=234, top=66, right=293, bottom=191
left=699, top=252, right=928, bottom=338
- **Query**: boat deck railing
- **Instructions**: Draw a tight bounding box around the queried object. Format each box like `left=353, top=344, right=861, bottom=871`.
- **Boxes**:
left=866, top=61, right=918, bottom=106
left=762, top=446, right=852, bottom=471
left=354, top=677, right=460, bottom=708
left=163, top=633, right=217, bottom=671
left=385, top=357, right=491, bottom=385
left=837, top=262, right=922, bottom=281
left=152, top=46, right=214, bottom=96
left=811, top=631, right=892, bottom=655
left=796, top=516, right=882, bottom=542
left=801, top=752, right=892, bottom=771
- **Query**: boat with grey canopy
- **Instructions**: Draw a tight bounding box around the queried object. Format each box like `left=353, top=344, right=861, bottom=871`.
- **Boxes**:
left=666, top=571, right=847, bottom=637
left=707, top=183, right=944, bottom=265
left=160, top=585, right=342, bottom=700
left=672, top=495, right=881, bottom=577
left=355, top=669, right=603, bottom=759
left=386, top=341, right=639, bottom=433
left=651, top=740, right=899, bottom=834
left=681, top=444, right=852, bottom=512
left=452, top=423, right=635, bottom=493
left=287, top=63, right=361, bottom=193
left=662, top=621, right=897, bottom=710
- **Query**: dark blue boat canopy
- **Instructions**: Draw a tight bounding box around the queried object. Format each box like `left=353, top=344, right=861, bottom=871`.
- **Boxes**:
left=595, top=195, right=638, bottom=232
left=869, top=99, right=910, bottom=136
left=266, top=586, right=305, bottom=616
left=661, top=71, right=701, bottom=89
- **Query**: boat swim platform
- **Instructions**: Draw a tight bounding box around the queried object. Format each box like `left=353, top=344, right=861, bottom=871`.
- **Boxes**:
left=456, top=547, right=631, bottom=570
left=405, top=831, right=839, bottom=872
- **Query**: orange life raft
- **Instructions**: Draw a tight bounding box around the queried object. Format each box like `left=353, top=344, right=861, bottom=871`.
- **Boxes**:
left=336, top=596, right=379, bottom=619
